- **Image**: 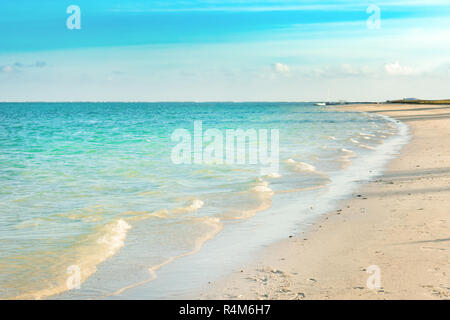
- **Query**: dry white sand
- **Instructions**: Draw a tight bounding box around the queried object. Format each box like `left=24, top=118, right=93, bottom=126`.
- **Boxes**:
left=201, top=104, right=450, bottom=300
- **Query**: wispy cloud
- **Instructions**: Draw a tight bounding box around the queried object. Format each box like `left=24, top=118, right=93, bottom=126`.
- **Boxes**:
left=0, top=61, right=47, bottom=74
left=384, top=61, right=416, bottom=75
left=14, top=61, right=47, bottom=68
left=273, top=62, right=290, bottom=74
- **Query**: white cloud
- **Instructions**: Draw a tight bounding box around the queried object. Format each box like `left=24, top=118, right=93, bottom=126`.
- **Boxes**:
left=384, top=61, right=415, bottom=75
left=273, top=62, right=290, bottom=74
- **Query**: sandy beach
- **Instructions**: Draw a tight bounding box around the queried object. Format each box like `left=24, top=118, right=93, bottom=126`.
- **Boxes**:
left=201, top=103, right=450, bottom=300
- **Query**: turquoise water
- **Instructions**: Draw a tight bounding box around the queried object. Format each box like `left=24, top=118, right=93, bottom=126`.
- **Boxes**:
left=0, top=102, right=406, bottom=299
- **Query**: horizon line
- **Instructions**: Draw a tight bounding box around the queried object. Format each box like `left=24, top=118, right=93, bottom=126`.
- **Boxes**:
left=0, top=100, right=381, bottom=104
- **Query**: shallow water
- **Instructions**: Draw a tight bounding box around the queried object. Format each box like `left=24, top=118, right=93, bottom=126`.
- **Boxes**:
left=0, top=102, right=407, bottom=299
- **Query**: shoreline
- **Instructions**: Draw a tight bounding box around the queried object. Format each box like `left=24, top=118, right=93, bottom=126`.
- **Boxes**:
left=4, top=102, right=405, bottom=300
left=200, top=103, right=450, bottom=300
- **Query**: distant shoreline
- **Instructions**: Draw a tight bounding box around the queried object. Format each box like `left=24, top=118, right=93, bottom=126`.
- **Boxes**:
left=387, top=99, right=450, bottom=105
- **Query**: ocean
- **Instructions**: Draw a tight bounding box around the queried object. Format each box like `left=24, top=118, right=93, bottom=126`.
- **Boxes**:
left=0, top=102, right=408, bottom=299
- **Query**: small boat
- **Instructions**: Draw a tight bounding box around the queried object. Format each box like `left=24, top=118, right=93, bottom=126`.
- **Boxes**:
left=315, top=102, right=326, bottom=106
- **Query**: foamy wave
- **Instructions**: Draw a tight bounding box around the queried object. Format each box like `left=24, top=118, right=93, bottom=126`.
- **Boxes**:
left=171, top=199, right=204, bottom=214
left=264, top=172, right=281, bottom=178
left=359, top=133, right=376, bottom=137
left=341, top=148, right=355, bottom=155
left=194, top=217, right=223, bottom=248
left=286, top=158, right=325, bottom=175
left=152, top=209, right=169, bottom=218
left=189, top=199, right=204, bottom=210
left=327, top=136, right=337, bottom=140
left=358, top=144, right=375, bottom=150
left=252, top=185, right=274, bottom=193
left=217, top=180, right=275, bottom=221
left=14, top=219, right=132, bottom=300
left=252, top=179, right=274, bottom=194
left=97, top=219, right=132, bottom=257
left=125, top=208, right=170, bottom=222
left=350, top=136, right=376, bottom=150
left=338, top=148, right=355, bottom=169
left=294, top=162, right=316, bottom=172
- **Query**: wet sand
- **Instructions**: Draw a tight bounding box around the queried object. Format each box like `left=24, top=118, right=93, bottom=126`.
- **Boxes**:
left=201, top=103, right=450, bottom=300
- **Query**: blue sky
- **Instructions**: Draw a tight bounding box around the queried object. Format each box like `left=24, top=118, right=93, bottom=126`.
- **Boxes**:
left=0, top=0, right=449, bottom=101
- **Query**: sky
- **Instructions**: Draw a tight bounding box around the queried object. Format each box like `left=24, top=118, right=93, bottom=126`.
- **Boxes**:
left=0, top=0, right=449, bottom=101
